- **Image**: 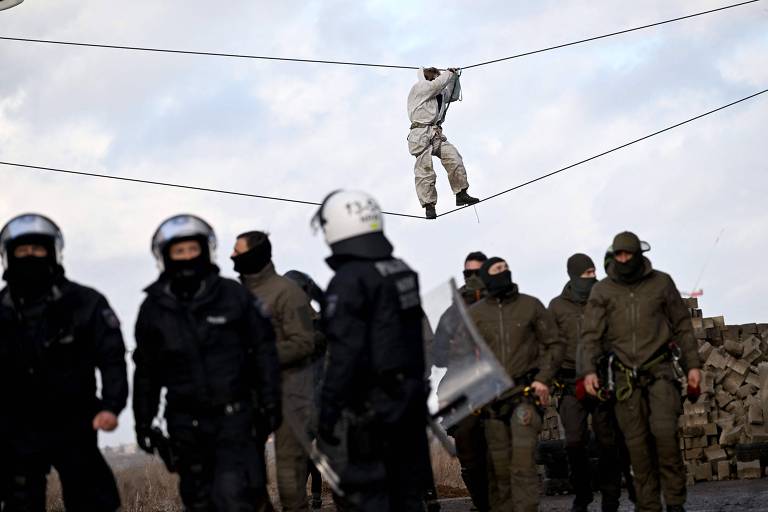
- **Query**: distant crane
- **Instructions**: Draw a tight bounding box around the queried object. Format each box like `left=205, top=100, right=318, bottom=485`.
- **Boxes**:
left=685, top=228, right=726, bottom=299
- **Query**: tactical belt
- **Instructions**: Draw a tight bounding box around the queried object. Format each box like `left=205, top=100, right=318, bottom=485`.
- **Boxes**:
left=612, top=346, right=673, bottom=402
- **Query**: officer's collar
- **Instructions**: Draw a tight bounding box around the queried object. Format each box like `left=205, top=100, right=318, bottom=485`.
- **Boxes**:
left=325, top=233, right=393, bottom=270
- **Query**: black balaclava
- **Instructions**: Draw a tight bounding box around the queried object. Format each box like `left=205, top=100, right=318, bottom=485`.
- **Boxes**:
left=232, top=233, right=271, bottom=275
left=612, top=231, right=645, bottom=284
left=164, top=237, right=213, bottom=300
left=3, top=234, right=60, bottom=302
left=479, top=257, right=517, bottom=299
left=567, top=253, right=597, bottom=303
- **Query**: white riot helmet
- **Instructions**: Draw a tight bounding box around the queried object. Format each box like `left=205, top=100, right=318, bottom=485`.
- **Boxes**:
left=311, top=190, right=393, bottom=258
left=0, top=0, right=24, bottom=12
left=151, top=214, right=216, bottom=271
left=0, top=214, right=64, bottom=270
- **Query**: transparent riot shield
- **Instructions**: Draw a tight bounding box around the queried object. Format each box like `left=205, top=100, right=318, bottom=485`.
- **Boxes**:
left=424, top=279, right=513, bottom=430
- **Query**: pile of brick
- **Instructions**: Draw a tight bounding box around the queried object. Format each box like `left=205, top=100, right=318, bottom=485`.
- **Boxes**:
left=680, top=297, right=768, bottom=483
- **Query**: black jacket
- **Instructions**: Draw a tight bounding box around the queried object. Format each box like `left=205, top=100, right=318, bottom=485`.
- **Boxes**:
left=320, top=257, right=426, bottom=429
left=132, top=271, right=280, bottom=428
left=0, top=278, right=128, bottom=432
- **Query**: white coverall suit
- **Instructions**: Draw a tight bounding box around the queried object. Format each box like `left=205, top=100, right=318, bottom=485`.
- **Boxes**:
left=407, top=68, right=469, bottom=207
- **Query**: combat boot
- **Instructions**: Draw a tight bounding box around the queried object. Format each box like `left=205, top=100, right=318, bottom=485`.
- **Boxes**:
left=456, top=188, right=479, bottom=206
left=425, top=203, right=437, bottom=219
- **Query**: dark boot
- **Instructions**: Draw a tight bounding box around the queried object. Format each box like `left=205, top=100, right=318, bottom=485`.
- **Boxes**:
left=455, top=188, right=479, bottom=206
left=666, top=506, right=686, bottom=512
left=566, top=445, right=593, bottom=512
left=425, top=203, right=437, bottom=219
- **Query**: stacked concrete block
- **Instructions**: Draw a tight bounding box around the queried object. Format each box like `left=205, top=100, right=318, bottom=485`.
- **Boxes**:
left=680, top=297, right=768, bottom=482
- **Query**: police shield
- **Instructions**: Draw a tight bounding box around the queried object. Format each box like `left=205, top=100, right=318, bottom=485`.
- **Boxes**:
left=424, top=279, right=513, bottom=429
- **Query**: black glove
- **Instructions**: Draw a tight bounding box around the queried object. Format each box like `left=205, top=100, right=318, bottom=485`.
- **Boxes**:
left=136, top=427, right=154, bottom=455
left=263, top=403, right=282, bottom=434
left=318, top=422, right=340, bottom=446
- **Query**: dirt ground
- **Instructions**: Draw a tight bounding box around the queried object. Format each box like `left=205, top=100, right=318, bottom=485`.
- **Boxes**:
left=434, top=479, right=768, bottom=512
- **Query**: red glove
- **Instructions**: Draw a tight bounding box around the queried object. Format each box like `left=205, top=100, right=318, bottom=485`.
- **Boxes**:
left=575, top=378, right=586, bottom=401
left=687, top=384, right=701, bottom=403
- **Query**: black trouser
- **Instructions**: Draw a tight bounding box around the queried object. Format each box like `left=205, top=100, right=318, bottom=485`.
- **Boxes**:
left=559, top=394, right=623, bottom=512
left=450, top=414, right=488, bottom=511
left=342, top=405, right=432, bottom=511
left=4, top=428, right=120, bottom=512
left=167, top=405, right=269, bottom=512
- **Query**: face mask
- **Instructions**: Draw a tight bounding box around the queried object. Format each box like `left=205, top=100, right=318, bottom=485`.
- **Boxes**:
left=484, top=270, right=514, bottom=298
left=231, top=245, right=271, bottom=275
left=570, top=277, right=597, bottom=302
left=464, top=272, right=484, bottom=289
left=165, top=255, right=211, bottom=299
left=614, top=254, right=644, bottom=283
left=3, top=256, right=57, bottom=301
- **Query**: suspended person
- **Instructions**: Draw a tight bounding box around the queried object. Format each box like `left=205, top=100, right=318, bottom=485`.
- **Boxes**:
left=407, top=67, right=479, bottom=219
left=133, top=215, right=282, bottom=512
left=312, top=190, right=435, bottom=511
left=549, top=253, right=630, bottom=512
left=432, top=251, right=490, bottom=512
left=0, top=214, right=128, bottom=512
left=579, top=232, right=701, bottom=512
left=469, top=257, right=564, bottom=512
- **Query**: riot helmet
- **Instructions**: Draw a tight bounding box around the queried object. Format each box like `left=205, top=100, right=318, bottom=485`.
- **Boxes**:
left=0, top=213, right=64, bottom=270
left=311, top=190, right=393, bottom=260
left=151, top=214, right=216, bottom=271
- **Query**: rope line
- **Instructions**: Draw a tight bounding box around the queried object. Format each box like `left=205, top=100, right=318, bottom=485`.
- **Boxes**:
left=0, top=1, right=758, bottom=70
left=462, top=0, right=761, bottom=69
left=437, top=88, right=768, bottom=217
left=0, top=161, right=424, bottom=219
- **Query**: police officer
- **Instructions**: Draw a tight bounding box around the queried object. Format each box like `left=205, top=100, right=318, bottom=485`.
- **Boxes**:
left=433, top=251, right=489, bottom=512
left=580, top=232, right=701, bottom=512
left=232, top=232, right=316, bottom=512
left=550, top=253, right=627, bottom=512
left=469, top=257, right=564, bottom=512
left=133, top=214, right=282, bottom=512
left=312, top=190, right=433, bottom=511
left=0, top=213, right=128, bottom=512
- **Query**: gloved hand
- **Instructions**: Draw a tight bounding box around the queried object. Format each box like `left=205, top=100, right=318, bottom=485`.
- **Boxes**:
left=263, top=403, right=282, bottom=434
left=318, top=423, right=340, bottom=447
left=136, top=427, right=154, bottom=455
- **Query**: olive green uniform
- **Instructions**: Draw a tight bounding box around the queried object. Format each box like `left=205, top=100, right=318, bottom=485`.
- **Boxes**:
left=242, top=263, right=316, bottom=512
left=434, top=282, right=489, bottom=511
left=550, top=283, right=624, bottom=511
left=579, top=258, right=700, bottom=512
left=470, top=289, right=564, bottom=512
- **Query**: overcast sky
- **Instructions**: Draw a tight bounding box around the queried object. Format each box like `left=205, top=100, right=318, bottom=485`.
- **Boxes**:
left=1, top=0, right=766, bottom=446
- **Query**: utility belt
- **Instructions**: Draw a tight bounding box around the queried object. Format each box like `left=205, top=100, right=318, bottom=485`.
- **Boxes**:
left=610, top=343, right=682, bottom=402
left=167, top=399, right=250, bottom=419
left=483, top=371, right=542, bottom=420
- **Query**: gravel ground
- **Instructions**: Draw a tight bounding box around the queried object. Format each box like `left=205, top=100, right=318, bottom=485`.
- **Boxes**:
left=436, top=479, right=768, bottom=511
